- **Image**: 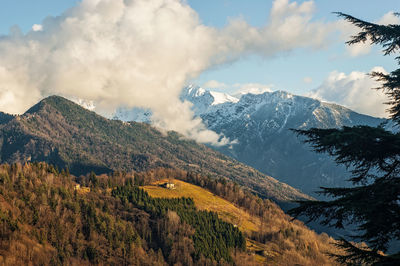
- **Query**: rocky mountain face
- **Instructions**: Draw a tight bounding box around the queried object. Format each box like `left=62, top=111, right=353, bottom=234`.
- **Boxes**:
left=115, top=85, right=385, bottom=197
left=0, top=95, right=310, bottom=203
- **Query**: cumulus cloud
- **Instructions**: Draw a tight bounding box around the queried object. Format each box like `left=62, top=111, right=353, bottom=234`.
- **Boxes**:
left=71, top=98, right=96, bottom=111
left=0, top=0, right=333, bottom=145
left=203, top=80, right=227, bottom=89
left=307, top=67, right=389, bottom=118
left=338, top=11, right=400, bottom=57
left=232, top=83, right=274, bottom=97
left=377, top=11, right=400, bottom=25
left=32, top=24, right=43, bottom=32
left=201, top=80, right=273, bottom=98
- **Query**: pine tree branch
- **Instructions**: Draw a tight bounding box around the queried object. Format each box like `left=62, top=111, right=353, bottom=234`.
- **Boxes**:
left=291, top=12, right=400, bottom=265
left=335, top=12, right=400, bottom=55
left=292, top=126, right=400, bottom=184
left=330, top=238, right=386, bottom=265
left=290, top=178, right=400, bottom=252
left=371, top=69, right=400, bottom=125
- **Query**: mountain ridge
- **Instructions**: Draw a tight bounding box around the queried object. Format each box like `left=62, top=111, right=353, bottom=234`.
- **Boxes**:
left=0, top=95, right=310, bottom=203
left=114, top=86, right=385, bottom=197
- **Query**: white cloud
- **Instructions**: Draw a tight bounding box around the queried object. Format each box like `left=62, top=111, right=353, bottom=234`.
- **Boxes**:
left=203, top=80, right=227, bottom=89
left=218, top=0, right=332, bottom=59
left=0, top=0, right=333, bottom=145
left=377, top=11, right=400, bottom=25
left=338, top=11, right=400, bottom=57
left=307, top=67, right=389, bottom=118
left=303, top=77, right=312, bottom=83
left=232, top=83, right=273, bottom=97
left=201, top=80, right=273, bottom=97
left=32, top=24, right=43, bottom=32
left=71, top=98, right=96, bottom=111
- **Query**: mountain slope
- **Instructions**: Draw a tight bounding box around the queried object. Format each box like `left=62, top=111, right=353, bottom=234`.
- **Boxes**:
left=197, top=89, right=385, bottom=196
left=0, top=111, right=14, bottom=125
left=0, top=162, right=342, bottom=265
left=115, top=86, right=385, bottom=197
left=142, top=177, right=340, bottom=265
left=0, top=162, right=253, bottom=265
left=0, top=95, right=309, bottom=203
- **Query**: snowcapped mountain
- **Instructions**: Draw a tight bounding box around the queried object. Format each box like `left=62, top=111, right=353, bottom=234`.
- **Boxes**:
left=112, top=84, right=239, bottom=123
left=113, top=85, right=385, bottom=197
left=183, top=84, right=239, bottom=114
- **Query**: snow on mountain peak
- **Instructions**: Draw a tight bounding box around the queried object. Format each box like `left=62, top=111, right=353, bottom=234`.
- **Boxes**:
left=182, top=84, right=239, bottom=109
left=186, top=84, right=206, bottom=97
left=209, top=91, right=239, bottom=105
left=272, top=90, right=294, bottom=99
left=114, top=85, right=326, bottom=126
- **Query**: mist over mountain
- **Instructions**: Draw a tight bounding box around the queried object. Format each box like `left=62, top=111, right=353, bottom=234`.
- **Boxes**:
left=114, top=85, right=385, bottom=197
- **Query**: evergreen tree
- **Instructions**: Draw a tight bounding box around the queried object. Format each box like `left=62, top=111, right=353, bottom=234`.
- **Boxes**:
left=289, top=13, right=400, bottom=265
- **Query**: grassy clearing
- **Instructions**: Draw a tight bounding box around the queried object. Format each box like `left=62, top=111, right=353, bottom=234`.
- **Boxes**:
left=143, top=179, right=260, bottom=234
left=143, top=179, right=339, bottom=265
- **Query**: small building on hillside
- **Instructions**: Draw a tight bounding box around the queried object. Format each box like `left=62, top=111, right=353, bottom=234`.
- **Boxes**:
left=160, top=182, right=176, bottom=189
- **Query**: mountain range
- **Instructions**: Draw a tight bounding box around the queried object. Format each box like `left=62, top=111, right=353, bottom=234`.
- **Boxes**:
left=114, top=85, right=385, bottom=197
left=0, top=95, right=309, bottom=203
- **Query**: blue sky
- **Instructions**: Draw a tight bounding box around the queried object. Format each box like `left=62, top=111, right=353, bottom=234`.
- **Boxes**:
left=0, top=1, right=78, bottom=34
left=188, top=0, right=400, bottom=95
left=1, top=0, right=398, bottom=95
left=0, top=0, right=399, bottom=120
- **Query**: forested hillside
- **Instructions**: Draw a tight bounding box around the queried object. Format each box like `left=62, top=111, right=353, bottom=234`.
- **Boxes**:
left=0, top=95, right=309, bottom=203
left=142, top=170, right=342, bottom=265
left=0, top=162, right=249, bottom=265
left=0, top=162, right=342, bottom=265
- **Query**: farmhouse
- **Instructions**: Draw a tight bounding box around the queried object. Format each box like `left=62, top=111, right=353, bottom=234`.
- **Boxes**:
left=160, top=182, right=176, bottom=189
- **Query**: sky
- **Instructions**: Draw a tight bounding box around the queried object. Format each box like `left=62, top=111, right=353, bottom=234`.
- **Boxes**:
left=0, top=0, right=399, bottom=144
left=191, top=1, right=399, bottom=90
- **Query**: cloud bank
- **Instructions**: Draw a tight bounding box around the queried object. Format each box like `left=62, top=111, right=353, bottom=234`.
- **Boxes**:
left=232, top=83, right=274, bottom=97
left=0, top=0, right=333, bottom=144
left=307, top=67, right=389, bottom=118
left=202, top=80, right=273, bottom=97
left=32, top=24, right=43, bottom=32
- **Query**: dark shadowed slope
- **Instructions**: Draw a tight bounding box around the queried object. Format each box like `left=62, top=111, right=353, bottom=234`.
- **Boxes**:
left=0, top=112, right=14, bottom=125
